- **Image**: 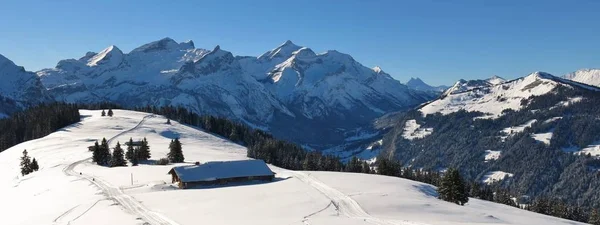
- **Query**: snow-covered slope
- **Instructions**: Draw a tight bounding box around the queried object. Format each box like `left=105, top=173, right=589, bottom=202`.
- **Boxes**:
left=0, top=54, right=51, bottom=117
left=441, top=79, right=493, bottom=96
left=486, top=75, right=507, bottom=85
left=0, top=110, right=585, bottom=225
left=35, top=38, right=434, bottom=148
left=563, top=68, right=600, bottom=87
left=406, top=77, right=449, bottom=92
left=421, top=72, right=600, bottom=118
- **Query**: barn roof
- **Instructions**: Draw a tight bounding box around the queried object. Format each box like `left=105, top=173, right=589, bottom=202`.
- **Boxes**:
left=168, top=159, right=274, bottom=183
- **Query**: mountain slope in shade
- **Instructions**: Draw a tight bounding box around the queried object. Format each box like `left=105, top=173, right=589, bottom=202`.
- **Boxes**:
left=406, top=77, right=449, bottom=92
left=563, top=69, right=600, bottom=87
left=0, top=54, right=51, bottom=117
left=35, top=38, right=435, bottom=148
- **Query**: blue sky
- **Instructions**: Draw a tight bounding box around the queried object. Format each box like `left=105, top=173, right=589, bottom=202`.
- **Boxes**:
left=0, top=0, right=598, bottom=85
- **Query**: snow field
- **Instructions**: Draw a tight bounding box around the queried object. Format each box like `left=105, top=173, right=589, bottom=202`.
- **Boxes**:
left=0, top=110, right=587, bottom=225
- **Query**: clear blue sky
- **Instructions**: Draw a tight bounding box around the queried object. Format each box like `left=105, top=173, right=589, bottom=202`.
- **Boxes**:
left=0, top=0, right=598, bottom=86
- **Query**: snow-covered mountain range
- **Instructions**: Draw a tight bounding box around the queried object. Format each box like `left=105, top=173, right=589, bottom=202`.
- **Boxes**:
left=0, top=54, right=51, bottom=117
left=563, top=68, right=600, bottom=87
left=32, top=38, right=435, bottom=148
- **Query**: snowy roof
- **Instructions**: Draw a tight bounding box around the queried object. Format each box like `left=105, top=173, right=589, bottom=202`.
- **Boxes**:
left=168, top=160, right=275, bottom=182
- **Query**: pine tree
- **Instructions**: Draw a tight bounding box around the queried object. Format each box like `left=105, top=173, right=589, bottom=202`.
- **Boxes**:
left=92, top=140, right=101, bottom=163
left=101, top=110, right=106, bottom=117
left=110, top=142, right=126, bottom=167
left=590, top=209, right=600, bottom=225
left=126, top=138, right=135, bottom=163
left=107, top=108, right=114, bottom=117
left=99, top=138, right=111, bottom=166
left=31, top=158, right=39, bottom=171
left=346, top=156, right=361, bottom=173
left=131, top=147, right=139, bottom=166
left=137, top=137, right=151, bottom=161
left=438, top=168, right=469, bottom=205
left=20, top=149, right=32, bottom=176
left=168, top=138, right=184, bottom=163
left=361, top=161, right=371, bottom=174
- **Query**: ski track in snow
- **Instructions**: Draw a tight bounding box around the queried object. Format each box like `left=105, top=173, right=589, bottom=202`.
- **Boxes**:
left=62, top=114, right=178, bottom=225
left=293, top=171, right=427, bottom=225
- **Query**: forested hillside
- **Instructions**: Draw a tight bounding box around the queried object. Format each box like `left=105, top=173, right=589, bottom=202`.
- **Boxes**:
left=385, top=85, right=600, bottom=208
left=0, top=103, right=80, bottom=152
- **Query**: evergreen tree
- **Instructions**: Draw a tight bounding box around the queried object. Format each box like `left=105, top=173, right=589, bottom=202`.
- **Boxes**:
left=166, top=118, right=171, bottom=124
left=107, top=108, right=114, bottom=117
left=110, top=142, right=126, bottom=167
left=345, top=156, right=362, bottom=173
left=438, top=168, right=469, bottom=205
left=137, top=137, right=151, bottom=161
left=101, top=110, right=106, bottom=117
left=125, top=138, right=135, bottom=163
left=168, top=138, right=184, bottom=163
left=99, top=138, right=111, bottom=166
left=590, top=209, right=600, bottom=225
left=92, top=140, right=101, bottom=163
left=20, top=149, right=32, bottom=176
left=31, top=158, right=39, bottom=171
left=494, top=188, right=516, bottom=207
left=131, top=147, right=139, bottom=166
left=361, top=161, right=371, bottom=174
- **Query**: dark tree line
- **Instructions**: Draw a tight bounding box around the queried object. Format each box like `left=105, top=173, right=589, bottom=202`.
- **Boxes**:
left=0, top=103, right=80, bottom=152
left=132, top=105, right=345, bottom=171
left=93, top=137, right=152, bottom=167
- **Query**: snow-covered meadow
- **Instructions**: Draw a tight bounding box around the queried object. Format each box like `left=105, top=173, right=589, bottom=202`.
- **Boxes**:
left=0, top=110, right=586, bottom=225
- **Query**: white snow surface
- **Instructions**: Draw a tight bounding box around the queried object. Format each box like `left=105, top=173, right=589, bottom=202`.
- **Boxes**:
left=421, top=72, right=588, bottom=117
left=402, top=119, right=433, bottom=140
left=0, top=110, right=585, bottom=225
left=481, top=171, right=514, bottom=185
left=486, top=75, right=507, bottom=85
left=531, top=131, right=553, bottom=145
left=500, top=119, right=537, bottom=140
left=563, top=141, right=600, bottom=157
left=484, top=150, right=501, bottom=162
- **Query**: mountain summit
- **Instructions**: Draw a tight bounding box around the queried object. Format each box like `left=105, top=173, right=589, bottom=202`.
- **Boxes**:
left=32, top=38, right=435, bottom=149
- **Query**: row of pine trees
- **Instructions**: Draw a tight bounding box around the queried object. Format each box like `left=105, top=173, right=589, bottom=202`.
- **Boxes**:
left=91, top=138, right=151, bottom=167
left=90, top=137, right=184, bottom=167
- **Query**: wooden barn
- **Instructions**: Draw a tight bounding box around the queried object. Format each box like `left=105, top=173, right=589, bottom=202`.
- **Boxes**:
left=167, top=159, right=275, bottom=189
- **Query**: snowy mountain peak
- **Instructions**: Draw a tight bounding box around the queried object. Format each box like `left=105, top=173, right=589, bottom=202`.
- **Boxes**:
left=258, top=40, right=302, bottom=61
left=86, top=45, right=123, bottom=67
left=130, top=37, right=189, bottom=53
left=188, top=45, right=238, bottom=75
left=528, top=71, right=554, bottom=80
left=181, top=40, right=195, bottom=49
left=406, top=77, right=450, bottom=93
left=291, top=47, right=316, bottom=59
left=442, top=78, right=492, bottom=96
left=563, top=68, right=600, bottom=87
left=486, top=75, right=506, bottom=85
